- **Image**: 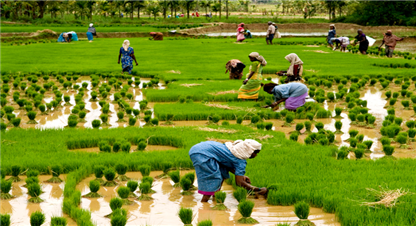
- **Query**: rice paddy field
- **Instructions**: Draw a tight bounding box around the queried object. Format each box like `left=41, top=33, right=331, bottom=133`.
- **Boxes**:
left=2, top=33, right=416, bottom=226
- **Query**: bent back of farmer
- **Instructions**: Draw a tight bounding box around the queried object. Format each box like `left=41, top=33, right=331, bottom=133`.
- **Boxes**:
left=189, top=140, right=267, bottom=202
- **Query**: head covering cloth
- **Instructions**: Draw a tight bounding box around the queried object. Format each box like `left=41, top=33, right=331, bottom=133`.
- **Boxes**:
left=249, top=52, right=267, bottom=66
left=238, top=23, right=244, bottom=27
left=225, top=139, right=262, bottom=160
left=122, top=40, right=130, bottom=51
left=285, top=53, right=303, bottom=76
left=89, top=23, right=93, bottom=27
left=263, top=82, right=278, bottom=92
left=330, top=24, right=336, bottom=29
left=386, top=30, right=392, bottom=35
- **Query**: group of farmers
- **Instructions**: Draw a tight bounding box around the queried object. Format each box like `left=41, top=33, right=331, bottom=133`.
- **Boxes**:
left=327, top=24, right=404, bottom=57
left=237, top=21, right=280, bottom=45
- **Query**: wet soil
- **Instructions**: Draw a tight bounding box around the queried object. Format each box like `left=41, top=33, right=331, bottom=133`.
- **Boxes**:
left=76, top=171, right=339, bottom=226
left=0, top=175, right=77, bottom=226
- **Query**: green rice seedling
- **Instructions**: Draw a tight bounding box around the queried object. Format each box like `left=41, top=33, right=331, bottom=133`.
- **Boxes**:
left=139, top=165, right=151, bottom=177
left=169, top=170, right=180, bottom=187
left=50, top=216, right=67, bottom=226
left=212, top=191, right=227, bottom=210
left=306, top=113, right=314, bottom=121
left=411, top=95, right=416, bottom=104
left=348, top=113, right=357, bottom=124
left=222, top=121, right=230, bottom=126
left=7, top=165, right=21, bottom=182
left=393, top=92, right=400, bottom=98
left=151, top=118, right=159, bottom=126
left=99, top=142, right=111, bottom=153
left=137, top=141, right=147, bottom=151
left=184, top=172, right=195, bottom=185
left=117, top=186, right=133, bottom=205
left=26, top=169, right=39, bottom=178
left=233, top=187, right=247, bottom=203
left=349, top=138, right=357, bottom=148
left=133, top=109, right=140, bottom=117
left=113, top=140, right=122, bottom=152
left=264, top=122, right=273, bottom=131
left=357, top=143, right=367, bottom=150
left=237, top=200, right=258, bottom=224
left=383, top=145, right=395, bottom=156
left=91, top=119, right=101, bottom=129
left=290, top=133, right=299, bottom=142
left=178, top=207, right=193, bottom=226
left=408, top=129, right=416, bottom=141
left=337, top=148, right=349, bottom=160
left=396, top=135, right=408, bottom=148
left=334, top=107, right=342, bottom=118
left=250, top=115, right=261, bottom=124
left=26, top=111, right=37, bottom=124
left=11, top=118, right=21, bottom=127
left=354, top=149, right=365, bottom=159
left=389, top=98, right=397, bottom=108
left=236, top=116, right=244, bottom=124
left=256, top=123, right=265, bottom=130
left=316, top=96, right=326, bottom=103
left=367, top=116, right=376, bottom=128
left=349, top=130, right=359, bottom=138
left=356, top=134, right=364, bottom=143
left=385, top=91, right=391, bottom=99
left=127, top=180, right=138, bottom=198
left=284, top=113, right=295, bottom=127
left=334, top=121, right=343, bottom=134
left=402, top=100, right=410, bottom=109
left=385, top=115, right=395, bottom=123
left=28, top=183, right=43, bottom=203
left=394, top=117, right=403, bottom=126
left=106, top=198, right=123, bottom=218
left=117, top=111, right=125, bottom=122
left=83, top=180, right=101, bottom=198
left=363, top=140, right=373, bottom=150
left=294, top=123, right=304, bottom=134
left=138, top=182, right=153, bottom=201
left=115, top=163, right=129, bottom=181
left=128, top=116, right=137, bottom=126
left=304, top=121, right=312, bottom=134
left=180, top=178, right=193, bottom=195
left=47, top=165, right=63, bottom=183
left=406, top=91, right=413, bottom=98
left=315, top=122, right=324, bottom=131
left=406, top=120, right=416, bottom=129
left=294, top=201, right=310, bottom=220
left=30, top=211, right=45, bottom=226
left=197, top=220, right=213, bottom=226
left=327, top=92, right=335, bottom=102
left=78, top=111, right=86, bottom=122
left=401, top=89, right=407, bottom=97
left=111, top=213, right=127, bottom=226
left=103, top=168, right=118, bottom=187
left=0, top=179, right=13, bottom=199
left=121, top=142, right=131, bottom=153
left=318, top=138, right=329, bottom=146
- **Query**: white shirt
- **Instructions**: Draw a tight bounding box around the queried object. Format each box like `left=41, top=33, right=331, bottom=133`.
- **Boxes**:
left=338, top=37, right=349, bottom=45
left=267, top=25, right=276, bottom=35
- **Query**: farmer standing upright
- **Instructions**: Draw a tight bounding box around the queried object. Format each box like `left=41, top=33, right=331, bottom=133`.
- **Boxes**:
left=378, top=30, right=404, bottom=58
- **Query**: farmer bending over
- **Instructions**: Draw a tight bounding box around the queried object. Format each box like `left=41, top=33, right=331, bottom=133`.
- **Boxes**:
left=189, top=140, right=267, bottom=202
left=263, top=82, right=308, bottom=111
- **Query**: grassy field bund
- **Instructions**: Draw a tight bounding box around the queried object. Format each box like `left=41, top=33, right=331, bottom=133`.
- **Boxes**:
left=2, top=36, right=416, bottom=226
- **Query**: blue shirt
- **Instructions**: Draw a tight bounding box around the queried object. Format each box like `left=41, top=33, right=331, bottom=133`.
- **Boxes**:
left=272, top=83, right=308, bottom=101
left=328, top=29, right=336, bottom=39
left=189, top=141, right=247, bottom=176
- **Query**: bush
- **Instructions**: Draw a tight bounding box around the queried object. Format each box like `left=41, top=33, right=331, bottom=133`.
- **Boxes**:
left=178, top=207, right=193, bottom=225
left=294, top=201, right=310, bottom=220
left=30, top=211, right=45, bottom=226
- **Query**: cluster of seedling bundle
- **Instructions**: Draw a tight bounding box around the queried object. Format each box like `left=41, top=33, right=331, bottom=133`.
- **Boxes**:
left=24, top=169, right=40, bottom=187
left=304, top=128, right=335, bottom=146
left=99, top=139, right=132, bottom=153
left=110, top=208, right=128, bottom=226
left=169, top=170, right=181, bottom=187
left=46, top=165, right=64, bottom=183
left=106, top=197, right=124, bottom=218
left=180, top=172, right=196, bottom=195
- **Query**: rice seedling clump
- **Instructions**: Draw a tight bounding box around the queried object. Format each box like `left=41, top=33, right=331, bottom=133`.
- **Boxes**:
left=212, top=191, right=227, bottom=210
left=137, top=182, right=153, bottom=201
left=83, top=180, right=102, bottom=198
left=237, top=200, right=258, bottom=224
left=0, top=179, right=13, bottom=199
left=127, top=180, right=138, bottom=198
left=115, top=163, right=129, bottom=181
left=178, top=207, right=193, bottom=226
left=46, top=165, right=63, bottom=183
left=103, top=168, right=118, bottom=187
left=50, top=216, right=67, bottom=226
left=30, top=211, right=45, bottom=226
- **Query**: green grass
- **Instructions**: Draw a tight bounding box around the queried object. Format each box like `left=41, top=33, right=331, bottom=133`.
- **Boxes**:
left=2, top=38, right=415, bottom=81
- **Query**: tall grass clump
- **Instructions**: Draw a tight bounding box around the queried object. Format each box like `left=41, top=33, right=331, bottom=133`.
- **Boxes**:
left=178, top=207, right=193, bottom=226
left=115, top=163, right=129, bottom=181
left=30, top=211, right=45, bottom=226
left=169, top=170, right=180, bottom=187
left=212, top=191, right=227, bottom=210
left=137, top=182, right=152, bottom=201
left=237, top=200, right=258, bottom=224
left=117, top=186, right=133, bottom=205
left=103, top=168, right=118, bottom=186
left=83, top=180, right=101, bottom=198
left=233, top=187, right=247, bottom=203
left=46, top=165, right=64, bottom=183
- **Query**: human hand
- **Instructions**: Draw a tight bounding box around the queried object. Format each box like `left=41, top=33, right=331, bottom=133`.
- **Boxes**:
left=136, top=62, right=138, bottom=66
left=244, top=176, right=251, bottom=184
left=261, top=105, right=271, bottom=108
left=378, top=47, right=381, bottom=51
left=258, top=187, right=268, bottom=195
left=243, top=79, right=248, bottom=85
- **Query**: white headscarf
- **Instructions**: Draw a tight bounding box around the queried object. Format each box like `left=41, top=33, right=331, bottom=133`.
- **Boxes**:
left=249, top=52, right=267, bottom=66
left=89, top=23, right=93, bottom=27
left=225, top=139, right=262, bottom=160
left=122, top=40, right=130, bottom=51
left=285, top=53, right=303, bottom=76
left=330, top=24, right=336, bottom=30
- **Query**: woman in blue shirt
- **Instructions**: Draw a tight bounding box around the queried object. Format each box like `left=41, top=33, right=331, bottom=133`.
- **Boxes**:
left=263, top=82, right=308, bottom=111
left=189, top=140, right=267, bottom=202
left=327, top=24, right=336, bottom=49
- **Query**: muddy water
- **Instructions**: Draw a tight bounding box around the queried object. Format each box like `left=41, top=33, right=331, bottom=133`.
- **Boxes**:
left=76, top=171, right=339, bottom=226
left=0, top=175, right=77, bottom=226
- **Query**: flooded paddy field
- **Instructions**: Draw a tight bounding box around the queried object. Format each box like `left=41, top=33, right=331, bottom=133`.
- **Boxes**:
left=2, top=36, right=416, bottom=226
